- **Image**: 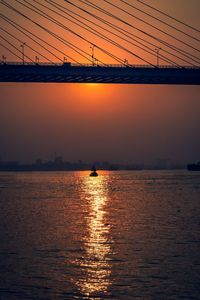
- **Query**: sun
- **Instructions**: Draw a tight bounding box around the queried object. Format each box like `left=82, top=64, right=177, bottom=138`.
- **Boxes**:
left=82, top=83, right=105, bottom=93
left=69, top=83, right=112, bottom=101
left=85, top=83, right=99, bottom=88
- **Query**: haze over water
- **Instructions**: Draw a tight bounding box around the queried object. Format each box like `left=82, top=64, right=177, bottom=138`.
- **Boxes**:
left=0, top=170, right=200, bottom=299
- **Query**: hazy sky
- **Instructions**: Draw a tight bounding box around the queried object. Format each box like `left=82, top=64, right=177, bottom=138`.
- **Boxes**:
left=0, top=0, right=200, bottom=165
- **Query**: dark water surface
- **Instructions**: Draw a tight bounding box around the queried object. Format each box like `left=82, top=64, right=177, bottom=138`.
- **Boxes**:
left=0, top=171, right=200, bottom=300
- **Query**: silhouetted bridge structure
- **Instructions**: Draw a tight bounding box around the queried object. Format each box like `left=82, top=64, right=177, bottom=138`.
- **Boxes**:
left=1, top=63, right=200, bottom=85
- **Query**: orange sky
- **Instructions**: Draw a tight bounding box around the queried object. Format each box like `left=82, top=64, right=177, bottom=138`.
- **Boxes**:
left=0, top=0, right=200, bottom=165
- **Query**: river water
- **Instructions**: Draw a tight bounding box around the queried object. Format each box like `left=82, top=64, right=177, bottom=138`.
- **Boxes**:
left=0, top=170, right=200, bottom=300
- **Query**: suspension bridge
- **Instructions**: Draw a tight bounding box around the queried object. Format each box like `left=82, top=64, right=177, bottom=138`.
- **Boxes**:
left=0, top=0, right=200, bottom=85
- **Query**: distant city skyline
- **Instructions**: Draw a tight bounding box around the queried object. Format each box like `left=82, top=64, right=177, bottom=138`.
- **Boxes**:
left=0, top=153, right=189, bottom=171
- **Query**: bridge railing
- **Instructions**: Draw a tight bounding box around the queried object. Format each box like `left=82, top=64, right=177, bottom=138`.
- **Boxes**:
left=0, top=61, right=199, bottom=69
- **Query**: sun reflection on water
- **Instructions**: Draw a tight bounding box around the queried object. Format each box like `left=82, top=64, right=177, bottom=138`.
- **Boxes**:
left=77, top=174, right=112, bottom=297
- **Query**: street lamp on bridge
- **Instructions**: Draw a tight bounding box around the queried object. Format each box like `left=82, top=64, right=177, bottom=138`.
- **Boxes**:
left=20, top=42, right=26, bottom=65
left=35, top=56, right=39, bottom=64
left=124, top=58, right=128, bottom=66
left=90, top=45, right=95, bottom=66
left=2, top=55, right=6, bottom=64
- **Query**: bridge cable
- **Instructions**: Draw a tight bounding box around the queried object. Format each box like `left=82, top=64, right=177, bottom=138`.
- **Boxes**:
left=0, top=14, right=70, bottom=64
left=1, top=0, right=196, bottom=67
left=28, top=0, right=123, bottom=65
left=0, top=42, right=24, bottom=61
left=102, top=0, right=200, bottom=53
left=34, top=0, right=158, bottom=66
left=1, top=0, right=199, bottom=66
left=3, top=0, right=93, bottom=65
left=75, top=0, right=200, bottom=65
left=64, top=0, right=200, bottom=66
left=0, top=27, right=54, bottom=63
left=0, top=2, right=80, bottom=64
left=77, top=0, right=200, bottom=62
left=13, top=0, right=108, bottom=65
left=47, top=0, right=168, bottom=64
left=65, top=0, right=200, bottom=65
left=13, top=0, right=127, bottom=65
left=136, top=0, right=200, bottom=34
left=47, top=0, right=186, bottom=67
left=0, top=33, right=35, bottom=62
left=28, top=0, right=153, bottom=66
left=119, top=0, right=200, bottom=42
left=26, top=0, right=119, bottom=66
left=0, top=0, right=91, bottom=65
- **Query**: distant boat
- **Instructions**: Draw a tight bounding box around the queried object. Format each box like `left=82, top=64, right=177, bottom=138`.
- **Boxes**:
left=187, top=162, right=200, bottom=171
left=90, top=165, right=98, bottom=177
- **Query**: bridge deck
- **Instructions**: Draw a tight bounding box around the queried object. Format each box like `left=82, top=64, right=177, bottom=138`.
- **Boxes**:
left=0, top=63, right=200, bottom=85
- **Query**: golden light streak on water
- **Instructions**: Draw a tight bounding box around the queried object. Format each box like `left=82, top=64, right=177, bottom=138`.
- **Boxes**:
left=77, top=174, right=112, bottom=297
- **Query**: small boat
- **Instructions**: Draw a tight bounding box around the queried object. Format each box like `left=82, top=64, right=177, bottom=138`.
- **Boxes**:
left=187, top=162, right=200, bottom=171
left=90, top=165, right=98, bottom=177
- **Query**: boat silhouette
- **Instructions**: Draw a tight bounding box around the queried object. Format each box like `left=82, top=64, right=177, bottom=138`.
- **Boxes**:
left=90, top=165, right=98, bottom=177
